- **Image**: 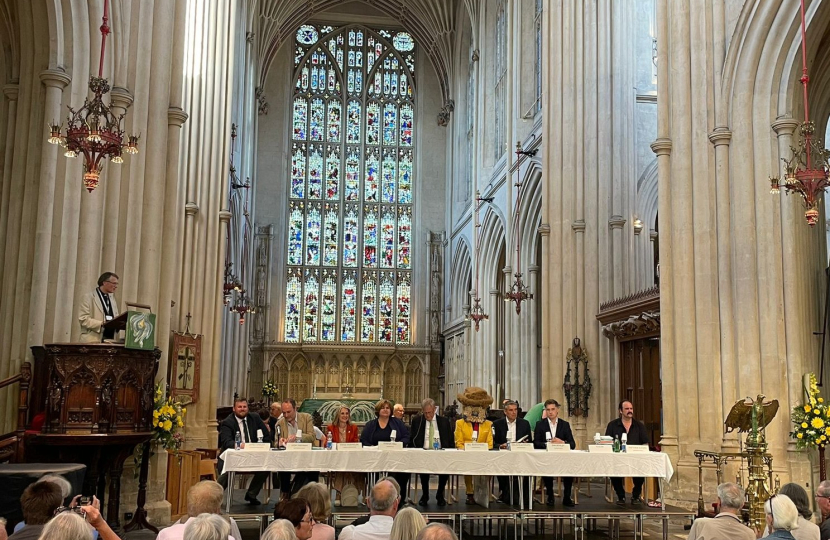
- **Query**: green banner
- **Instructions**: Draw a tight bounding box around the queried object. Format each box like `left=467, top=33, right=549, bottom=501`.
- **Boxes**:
left=125, top=311, right=156, bottom=350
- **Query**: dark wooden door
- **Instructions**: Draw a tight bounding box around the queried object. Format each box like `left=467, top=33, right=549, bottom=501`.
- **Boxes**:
left=619, top=338, right=662, bottom=448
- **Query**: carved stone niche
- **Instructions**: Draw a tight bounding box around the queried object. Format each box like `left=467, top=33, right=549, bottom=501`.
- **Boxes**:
left=596, top=286, right=660, bottom=341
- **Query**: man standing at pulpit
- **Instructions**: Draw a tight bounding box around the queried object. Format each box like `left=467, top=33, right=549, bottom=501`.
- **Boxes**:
left=78, top=272, right=120, bottom=343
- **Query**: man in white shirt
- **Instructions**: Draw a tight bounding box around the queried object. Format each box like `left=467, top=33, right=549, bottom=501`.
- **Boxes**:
left=492, top=400, right=532, bottom=505
left=157, top=481, right=241, bottom=540
left=338, top=479, right=399, bottom=540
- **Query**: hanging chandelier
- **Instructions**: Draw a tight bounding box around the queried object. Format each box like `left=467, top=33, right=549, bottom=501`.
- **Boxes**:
left=466, top=190, right=492, bottom=331
left=504, top=141, right=537, bottom=314
left=768, top=0, right=830, bottom=226
left=47, top=0, right=139, bottom=192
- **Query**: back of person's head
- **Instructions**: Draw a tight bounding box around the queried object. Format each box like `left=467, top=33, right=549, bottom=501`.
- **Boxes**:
left=377, top=475, right=401, bottom=499
left=765, top=494, right=800, bottom=531
left=36, top=474, right=72, bottom=500
left=37, top=511, right=92, bottom=540
left=262, top=519, right=299, bottom=540
left=274, top=497, right=309, bottom=527
left=819, top=480, right=830, bottom=497
left=716, top=482, right=745, bottom=512
left=369, top=479, right=398, bottom=515
left=187, top=481, right=224, bottom=517
left=294, top=482, right=331, bottom=522
left=183, top=513, right=230, bottom=540
left=21, top=480, right=63, bottom=525
left=414, top=522, right=458, bottom=540
left=779, top=483, right=812, bottom=520
left=390, top=507, right=427, bottom=540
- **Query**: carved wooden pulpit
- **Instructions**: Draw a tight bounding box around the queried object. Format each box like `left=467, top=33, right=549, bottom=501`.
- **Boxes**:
left=27, top=343, right=159, bottom=528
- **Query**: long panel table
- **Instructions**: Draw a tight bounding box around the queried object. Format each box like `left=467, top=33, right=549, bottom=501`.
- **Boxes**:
left=220, top=448, right=674, bottom=512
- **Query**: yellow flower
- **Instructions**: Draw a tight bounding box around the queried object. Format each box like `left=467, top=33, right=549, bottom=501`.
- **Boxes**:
left=803, top=422, right=809, bottom=429
left=805, top=405, right=812, bottom=413
left=163, top=420, right=173, bottom=431
left=798, top=433, right=804, bottom=439
left=816, top=409, right=822, bottom=415
left=182, top=408, right=187, bottom=415
left=153, top=410, right=160, bottom=418
left=177, top=419, right=183, bottom=428
left=821, top=398, right=825, bottom=403
left=157, top=421, right=164, bottom=428
left=823, top=435, right=827, bottom=441
left=812, top=417, right=825, bottom=429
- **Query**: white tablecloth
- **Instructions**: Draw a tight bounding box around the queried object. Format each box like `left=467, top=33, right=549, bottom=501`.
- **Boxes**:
left=220, top=448, right=674, bottom=482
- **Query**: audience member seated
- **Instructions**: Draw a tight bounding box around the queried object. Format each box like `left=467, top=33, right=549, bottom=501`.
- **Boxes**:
left=762, top=494, right=800, bottom=540
left=10, top=482, right=62, bottom=540
left=274, top=498, right=314, bottom=540
left=763, top=483, right=819, bottom=540
left=36, top=505, right=118, bottom=540
left=389, top=507, right=427, bottom=540
left=817, top=480, right=830, bottom=540
left=349, top=476, right=400, bottom=528
left=157, top=481, right=241, bottom=540
left=262, top=519, right=299, bottom=540
left=338, top=478, right=399, bottom=540
left=687, top=483, right=755, bottom=540
left=414, top=523, right=458, bottom=540
left=12, top=475, right=73, bottom=534
left=183, top=513, right=231, bottom=540
left=295, top=483, right=334, bottom=540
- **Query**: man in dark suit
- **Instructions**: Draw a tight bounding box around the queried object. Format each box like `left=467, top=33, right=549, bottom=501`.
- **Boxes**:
left=605, top=400, right=650, bottom=505
left=493, top=400, right=532, bottom=505
left=408, top=398, right=453, bottom=506
left=217, top=397, right=272, bottom=505
left=533, top=399, right=575, bottom=507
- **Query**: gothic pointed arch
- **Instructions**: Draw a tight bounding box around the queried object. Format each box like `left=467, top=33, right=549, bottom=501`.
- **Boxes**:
left=450, top=239, right=472, bottom=321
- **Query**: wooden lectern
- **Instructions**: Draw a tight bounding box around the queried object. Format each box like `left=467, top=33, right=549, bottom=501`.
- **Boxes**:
left=27, top=343, right=160, bottom=528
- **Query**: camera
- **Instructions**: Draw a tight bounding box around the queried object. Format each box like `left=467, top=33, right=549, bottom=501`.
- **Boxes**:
left=79, top=496, right=91, bottom=506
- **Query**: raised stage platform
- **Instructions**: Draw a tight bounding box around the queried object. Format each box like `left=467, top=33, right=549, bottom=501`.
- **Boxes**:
left=221, top=488, right=695, bottom=540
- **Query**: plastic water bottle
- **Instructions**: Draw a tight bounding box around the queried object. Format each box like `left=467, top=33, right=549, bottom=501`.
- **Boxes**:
left=234, top=431, right=242, bottom=450
left=621, top=433, right=628, bottom=453
left=326, top=429, right=333, bottom=450
left=390, top=430, right=397, bottom=443
left=594, top=433, right=601, bottom=445
left=433, top=436, right=441, bottom=451
left=613, top=436, right=621, bottom=453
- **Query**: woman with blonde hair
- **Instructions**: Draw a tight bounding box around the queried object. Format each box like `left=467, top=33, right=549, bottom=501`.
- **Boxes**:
left=294, top=483, right=334, bottom=540
left=390, top=507, right=427, bottom=540
left=325, top=407, right=364, bottom=504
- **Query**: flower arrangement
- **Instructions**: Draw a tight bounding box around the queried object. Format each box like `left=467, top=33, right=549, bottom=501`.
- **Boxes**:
left=152, top=382, right=186, bottom=452
left=262, top=380, right=278, bottom=400
left=791, top=373, right=830, bottom=449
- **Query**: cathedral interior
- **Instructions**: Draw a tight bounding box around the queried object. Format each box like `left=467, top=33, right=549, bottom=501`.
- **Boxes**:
left=2, top=0, right=830, bottom=530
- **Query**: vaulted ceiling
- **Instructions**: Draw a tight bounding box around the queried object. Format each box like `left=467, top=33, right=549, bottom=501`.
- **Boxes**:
left=258, top=0, right=462, bottom=124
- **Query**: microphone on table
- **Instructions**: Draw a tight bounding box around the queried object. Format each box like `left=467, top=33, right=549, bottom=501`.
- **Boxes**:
left=274, top=424, right=284, bottom=450
left=515, top=435, right=529, bottom=443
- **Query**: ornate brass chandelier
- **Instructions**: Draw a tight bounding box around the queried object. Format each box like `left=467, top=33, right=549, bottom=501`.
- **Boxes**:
left=47, top=0, right=139, bottom=192
left=768, top=0, right=829, bottom=226
left=504, top=141, right=537, bottom=314
left=466, top=190, right=491, bottom=331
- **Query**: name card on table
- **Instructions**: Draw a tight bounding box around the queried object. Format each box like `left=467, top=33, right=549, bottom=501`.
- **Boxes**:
left=546, top=443, right=571, bottom=452
left=242, top=443, right=271, bottom=452
left=286, top=443, right=313, bottom=451
left=588, top=444, right=613, bottom=453
left=464, top=442, right=489, bottom=452
left=336, top=443, right=363, bottom=451
left=509, top=443, right=535, bottom=452
left=625, top=445, right=650, bottom=454
left=378, top=441, right=404, bottom=451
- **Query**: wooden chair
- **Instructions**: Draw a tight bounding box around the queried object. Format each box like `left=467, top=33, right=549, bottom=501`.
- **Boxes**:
left=194, top=448, right=218, bottom=481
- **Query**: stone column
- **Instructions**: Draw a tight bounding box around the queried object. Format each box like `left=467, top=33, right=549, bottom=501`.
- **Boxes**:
left=0, top=83, right=18, bottom=431
left=526, top=264, right=540, bottom=403
left=27, top=69, right=71, bottom=358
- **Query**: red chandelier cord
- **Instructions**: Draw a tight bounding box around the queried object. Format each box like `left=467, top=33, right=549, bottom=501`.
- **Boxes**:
left=99, top=0, right=110, bottom=79
left=799, top=0, right=811, bottom=168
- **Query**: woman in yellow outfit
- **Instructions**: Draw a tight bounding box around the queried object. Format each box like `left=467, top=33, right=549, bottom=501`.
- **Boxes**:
left=454, top=387, right=494, bottom=504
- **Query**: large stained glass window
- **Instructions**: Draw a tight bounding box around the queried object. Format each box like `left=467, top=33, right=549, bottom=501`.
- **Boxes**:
left=286, top=24, right=416, bottom=344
